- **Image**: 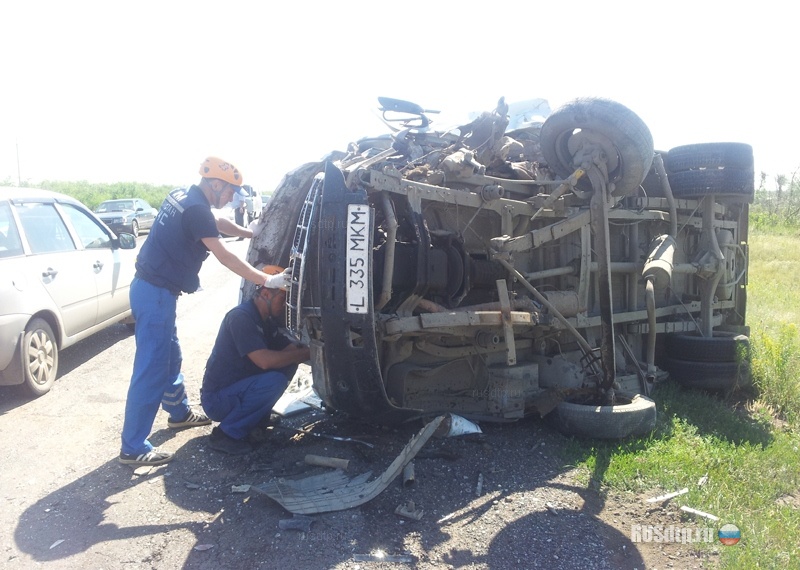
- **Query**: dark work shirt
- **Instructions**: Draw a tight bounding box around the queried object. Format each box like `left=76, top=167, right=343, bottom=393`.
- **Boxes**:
left=202, top=299, right=291, bottom=393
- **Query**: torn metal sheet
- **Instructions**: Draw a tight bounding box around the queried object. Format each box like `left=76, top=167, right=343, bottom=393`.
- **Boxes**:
left=252, top=415, right=444, bottom=514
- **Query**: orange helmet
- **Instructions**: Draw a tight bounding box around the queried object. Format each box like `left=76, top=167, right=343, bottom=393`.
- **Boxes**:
left=260, top=265, right=287, bottom=318
left=199, top=156, right=244, bottom=187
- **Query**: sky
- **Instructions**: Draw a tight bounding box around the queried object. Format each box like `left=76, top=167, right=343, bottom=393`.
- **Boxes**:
left=1, top=1, right=796, bottom=193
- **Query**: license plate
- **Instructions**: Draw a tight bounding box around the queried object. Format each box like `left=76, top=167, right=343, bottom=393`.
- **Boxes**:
left=346, top=204, right=370, bottom=314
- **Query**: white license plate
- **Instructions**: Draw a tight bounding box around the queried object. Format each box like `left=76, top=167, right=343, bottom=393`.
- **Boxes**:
left=346, top=204, right=370, bottom=314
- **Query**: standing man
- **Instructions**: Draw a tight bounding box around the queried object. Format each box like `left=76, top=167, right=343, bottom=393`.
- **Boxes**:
left=119, top=157, right=290, bottom=467
left=201, top=267, right=310, bottom=455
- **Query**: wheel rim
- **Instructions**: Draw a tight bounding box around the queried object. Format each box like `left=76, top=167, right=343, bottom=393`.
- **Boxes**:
left=26, top=329, right=55, bottom=386
left=132, top=221, right=139, bottom=236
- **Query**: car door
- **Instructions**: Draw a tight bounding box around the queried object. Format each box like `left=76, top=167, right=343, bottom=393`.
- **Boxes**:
left=59, top=203, right=134, bottom=325
left=14, top=201, right=100, bottom=337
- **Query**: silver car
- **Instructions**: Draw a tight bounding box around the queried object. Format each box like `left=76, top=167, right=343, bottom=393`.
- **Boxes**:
left=0, top=187, right=138, bottom=396
left=93, top=198, right=157, bottom=238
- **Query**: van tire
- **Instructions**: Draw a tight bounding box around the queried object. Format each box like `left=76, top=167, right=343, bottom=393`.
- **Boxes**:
left=550, top=391, right=657, bottom=439
left=664, top=331, right=750, bottom=363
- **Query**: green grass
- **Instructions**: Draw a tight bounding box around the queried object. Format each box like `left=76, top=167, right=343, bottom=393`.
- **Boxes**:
left=564, top=227, right=800, bottom=569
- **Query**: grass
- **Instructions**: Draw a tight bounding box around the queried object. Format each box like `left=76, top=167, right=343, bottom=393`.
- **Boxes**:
left=563, top=227, right=800, bottom=569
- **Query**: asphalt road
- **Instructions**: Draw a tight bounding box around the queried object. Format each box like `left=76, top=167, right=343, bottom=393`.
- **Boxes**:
left=0, top=237, right=251, bottom=568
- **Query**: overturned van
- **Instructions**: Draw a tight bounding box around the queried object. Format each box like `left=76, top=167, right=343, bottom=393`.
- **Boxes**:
left=246, top=97, right=752, bottom=438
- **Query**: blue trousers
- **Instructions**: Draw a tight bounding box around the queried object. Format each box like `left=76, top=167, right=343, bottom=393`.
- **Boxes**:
left=121, top=277, right=190, bottom=455
left=201, top=367, right=294, bottom=440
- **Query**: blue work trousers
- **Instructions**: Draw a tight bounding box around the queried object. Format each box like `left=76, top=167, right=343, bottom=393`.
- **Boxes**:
left=120, top=277, right=190, bottom=455
left=201, top=368, right=294, bottom=440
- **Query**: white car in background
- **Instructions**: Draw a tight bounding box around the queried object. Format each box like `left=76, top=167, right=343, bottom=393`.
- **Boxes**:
left=0, top=187, right=138, bottom=396
left=243, top=185, right=263, bottom=224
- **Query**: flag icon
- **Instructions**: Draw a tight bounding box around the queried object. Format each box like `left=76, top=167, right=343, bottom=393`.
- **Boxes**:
left=718, top=524, right=741, bottom=545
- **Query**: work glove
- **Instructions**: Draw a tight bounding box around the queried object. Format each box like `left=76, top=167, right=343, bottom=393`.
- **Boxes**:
left=248, top=217, right=267, bottom=238
left=263, top=267, right=292, bottom=291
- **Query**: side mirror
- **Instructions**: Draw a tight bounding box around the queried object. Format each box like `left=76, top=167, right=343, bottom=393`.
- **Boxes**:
left=116, top=232, right=137, bottom=249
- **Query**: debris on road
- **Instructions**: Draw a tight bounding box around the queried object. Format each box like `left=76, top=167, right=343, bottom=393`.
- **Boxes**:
left=193, top=544, right=214, bottom=551
left=278, top=515, right=314, bottom=532
left=353, top=552, right=416, bottom=563
left=434, top=414, right=482, bottom=438
left=395, top=500, right=424, bottom=521
left=402, top=462, right=415, bottom=487
left=231, top=484, right=251, bottom=493
left=252, top=415, right=444, bottom=514
left=304, top=454, right=349, bottom=471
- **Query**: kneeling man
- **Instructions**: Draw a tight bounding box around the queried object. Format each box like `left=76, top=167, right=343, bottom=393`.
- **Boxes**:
left=201, top=266, right=310, bottom=455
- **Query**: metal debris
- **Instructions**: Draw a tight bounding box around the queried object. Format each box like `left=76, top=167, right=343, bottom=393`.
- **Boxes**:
left=252, top=415, right=444, bottom=514
left=231, top=484, right=251, bottom=493
left=402, top=462, right=415, bottom=488
left=305, top=454, right=350, bottom=471
left=646, top=488, right=688, bottom=503
left=353, top=553, right=415, bottom=563
left=395, top=500, right=424, bottom=520
left=475, top=473, right=484, bottom=497
left=278, top=515, right=314, bottom=532
left=272, top=425, right=375, bottom=448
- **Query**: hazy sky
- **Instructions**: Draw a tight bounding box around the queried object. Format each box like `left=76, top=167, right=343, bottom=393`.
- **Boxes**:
left=1, top=1, right=795, bottom=192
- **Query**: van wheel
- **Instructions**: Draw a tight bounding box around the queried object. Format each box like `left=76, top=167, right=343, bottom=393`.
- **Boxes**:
left=540, top=98, right=654, bottom=198
left=22, top=318, right=58, bottom=397
left=665, top=142, right=754, bottom=172
left=665, top=331, right=750, bottom=363
left=663, top=357, right=750, bottom=392
left=549, top=391, right=657, bottom=439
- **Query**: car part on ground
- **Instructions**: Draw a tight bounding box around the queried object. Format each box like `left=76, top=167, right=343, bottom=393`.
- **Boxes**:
left=0, top=188, right=138, bottom=396
left=247, top=97, right=752, bottom=438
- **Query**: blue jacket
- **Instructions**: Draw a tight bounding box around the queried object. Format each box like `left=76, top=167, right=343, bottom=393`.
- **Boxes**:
left=135, top=186, right=219, bottom=294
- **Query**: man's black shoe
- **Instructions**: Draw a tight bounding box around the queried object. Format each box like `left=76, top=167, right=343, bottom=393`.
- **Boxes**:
left=208, top=426, right=253, bottom=455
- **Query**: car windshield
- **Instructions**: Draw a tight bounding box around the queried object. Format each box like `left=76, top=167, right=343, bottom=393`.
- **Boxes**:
left=96, top=200, right=134, bottom=212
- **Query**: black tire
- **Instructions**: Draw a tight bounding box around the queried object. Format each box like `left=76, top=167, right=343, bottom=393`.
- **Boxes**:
left=668, top=168, right=754, bottom=199
left=540, top=98, right=654, bottom=197
left=663, top=357, right=749, bottom=392
left=130, top=220, right=139, bottom=238
left=665, top=142, right=753, bottom=173
left=664, top=331, right=750, bottom=363
left=22, top=318, right=58, bottom=397
left=550, top=391, right=657, bottom=439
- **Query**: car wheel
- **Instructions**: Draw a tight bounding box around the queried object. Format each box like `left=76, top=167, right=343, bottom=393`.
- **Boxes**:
left=540, top=98, right=655, bottom=198
left=130, top=220, right=139, bottom=238
left=549, top=391, right=657, bottom=439
left=22, top=318, right=58, bottom=397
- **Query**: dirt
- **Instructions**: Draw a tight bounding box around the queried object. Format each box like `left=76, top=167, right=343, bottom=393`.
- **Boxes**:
left=0, top=239, right=724, bottom=570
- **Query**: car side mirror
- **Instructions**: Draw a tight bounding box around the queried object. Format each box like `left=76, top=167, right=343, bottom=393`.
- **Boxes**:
left=115, top=232, right=137, bottom=249
left=136, top=207, right=144, bottom=211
